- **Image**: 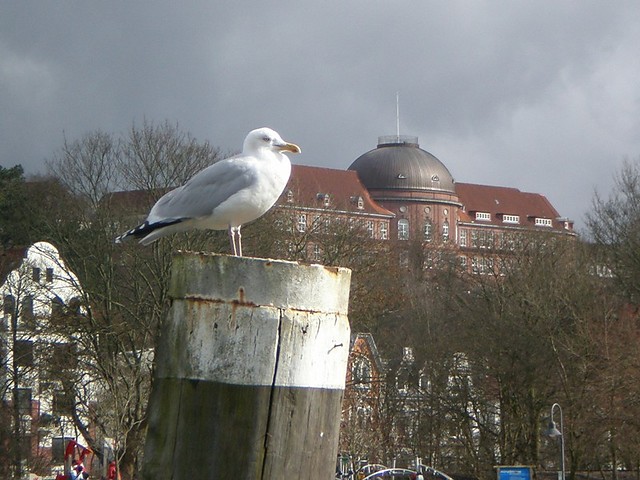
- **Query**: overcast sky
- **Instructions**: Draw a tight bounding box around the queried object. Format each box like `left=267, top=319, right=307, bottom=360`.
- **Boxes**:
left=2, top=1, right=640, bottom=231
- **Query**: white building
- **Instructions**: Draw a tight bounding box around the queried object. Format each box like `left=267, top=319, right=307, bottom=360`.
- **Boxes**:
left=1, top=241, right=90, bottom=471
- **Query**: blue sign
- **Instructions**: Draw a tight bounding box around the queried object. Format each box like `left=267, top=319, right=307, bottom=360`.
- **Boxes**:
left=497, top=466, right=533, bottom=480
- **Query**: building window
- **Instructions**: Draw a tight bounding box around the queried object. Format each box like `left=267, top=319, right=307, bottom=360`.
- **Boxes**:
left=398, top=219, right=409, bottom=240
left=51, top=297, right=65, bottom=319
left=500, top=232, right=516, bottom=251
left=459, top=256, right=468, bottom=270
left=357, top=196, right=364, bottom=210
left=503, top=214, right=520, bottom=224
left=353, top=357, right=372, bottom=389
left=3, top=295, right=15, bottom=315
left=52, top=342, right=77, bottom=370
left=317, top=193, right=331, bottom=207
left=475, top=212, right=491, bottom=221
left=399, top=251, right=409, bottom=268
left=285, top=190, right=294, bottom=203
left=380, top=222, right=388, bottom=240
left=424, top=221, right=432, bottom=242
left=366, top=221, right=374, bottom=238
left=46, top=267, right=54, bottom=282
left=535, top=217, right=553, bottom=227
left=459, top=229, right=467, bottom=247
left=312, top=244, right=322, bottom=262
left=322, top=217, right=331, bottom=234
left=470, top=229, right=495, bottom=249
left=20, top=296, right=34, bottom=329
left=32, top=267, right=41, bottom=282
left=472, top=256, right=494, bottom=275
left=14, top=387, right=32, bottom=414
left=297, top=214, right=307, bottom=232
left=14, top=340, right=34, bottom=366
left=442, top=221, right=449, bottom=241
left=52, top=390, right=74, bottom=416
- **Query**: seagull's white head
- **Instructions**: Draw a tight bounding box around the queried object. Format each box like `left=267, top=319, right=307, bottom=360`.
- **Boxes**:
left=243, top=127, right=301, bottom=156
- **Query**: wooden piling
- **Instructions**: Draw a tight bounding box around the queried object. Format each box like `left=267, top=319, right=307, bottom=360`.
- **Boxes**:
left=141, top=253, right=352, bottom=479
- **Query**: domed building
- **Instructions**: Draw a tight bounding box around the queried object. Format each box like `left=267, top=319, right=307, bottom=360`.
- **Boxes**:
left=278, top=132, right=575, bottom=270
left=348, top=135, right=461, bottom=244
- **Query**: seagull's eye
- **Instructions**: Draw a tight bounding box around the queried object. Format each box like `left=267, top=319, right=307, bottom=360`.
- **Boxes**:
left=262, top=135, right=271, bottom=143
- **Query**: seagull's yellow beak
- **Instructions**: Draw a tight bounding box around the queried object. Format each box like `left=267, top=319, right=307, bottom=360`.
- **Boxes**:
left=279, top=142, right=301, bottom=154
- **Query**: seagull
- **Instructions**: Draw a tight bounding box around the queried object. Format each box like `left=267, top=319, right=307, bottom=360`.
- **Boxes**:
left=115, top=127, right=300, bottom=256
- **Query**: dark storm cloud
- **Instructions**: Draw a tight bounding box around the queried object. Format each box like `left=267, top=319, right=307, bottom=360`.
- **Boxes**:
left=2, top=1, right=639, bottom=229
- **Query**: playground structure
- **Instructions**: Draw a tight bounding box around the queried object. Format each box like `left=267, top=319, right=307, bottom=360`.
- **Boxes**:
left=336, top=455, right=455, bottom=480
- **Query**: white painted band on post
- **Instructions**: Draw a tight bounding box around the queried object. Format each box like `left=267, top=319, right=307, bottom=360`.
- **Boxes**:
left=170, top=253, right=351, bottom=315
left=157, top=253, right=352, bottom=390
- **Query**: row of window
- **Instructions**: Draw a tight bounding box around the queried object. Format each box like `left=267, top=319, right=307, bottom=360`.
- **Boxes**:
left=286, top=212, right=555, bottom=246
left=294, top=214, right=389, bottom=240
left=11, top=387, right=73, bottom=418
left=32, top=267, right=55, bottom=283
left=11, top=340, right=77, bottom=368
left=459, top=228, right=533, bottom=251
left=285, top=190, right=366, bottom=211
left=397, top=219, right=449, bottom=242
left=3, top=295, right=75, bottom=328
left=475, top=211, right=553, bottom=226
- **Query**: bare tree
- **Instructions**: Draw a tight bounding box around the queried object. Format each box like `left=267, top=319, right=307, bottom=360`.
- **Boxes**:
left=118, top=119, right=222, bottom=193
left=587, top=158, right=640, bottom=302
left=42, top=123, right=225, bottom=479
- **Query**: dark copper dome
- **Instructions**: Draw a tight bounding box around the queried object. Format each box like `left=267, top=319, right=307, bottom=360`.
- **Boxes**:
left=348, top=136, right=455, bottom=194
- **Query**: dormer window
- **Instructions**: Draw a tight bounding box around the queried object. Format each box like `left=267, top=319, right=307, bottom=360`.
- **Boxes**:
left=475, top=212, right=491, bottom=221
left=503, top=214, right=520, bottom=224
left=350, top=196, right=364, bottom=210
left=285, top=190, right=294, bottom=203
left=317, top=193, right=330, bottom=207
left=535, top=217, right=552, bottom=227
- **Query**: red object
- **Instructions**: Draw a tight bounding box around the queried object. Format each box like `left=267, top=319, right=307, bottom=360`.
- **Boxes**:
left=107, top=461, right=117, bottom=480
left=65, top=440, right=93, bottom=476
left=64, top=440, right=77, bottom=458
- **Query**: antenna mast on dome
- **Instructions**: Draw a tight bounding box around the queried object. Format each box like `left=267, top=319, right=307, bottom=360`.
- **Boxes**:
left=396, top=91, right=400, bottom=142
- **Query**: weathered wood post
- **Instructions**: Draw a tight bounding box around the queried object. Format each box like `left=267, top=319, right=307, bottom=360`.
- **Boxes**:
left=141, top=252, right=351, bottom=479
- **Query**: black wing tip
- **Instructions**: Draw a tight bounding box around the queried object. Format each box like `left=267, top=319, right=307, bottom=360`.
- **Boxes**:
left=115, top=219, right=185, bottom=244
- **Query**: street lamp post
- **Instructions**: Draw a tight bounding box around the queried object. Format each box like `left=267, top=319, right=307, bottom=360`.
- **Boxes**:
left=546, top=403, right=566, bottom=480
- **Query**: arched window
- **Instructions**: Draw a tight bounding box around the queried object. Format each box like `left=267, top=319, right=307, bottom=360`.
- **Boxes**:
left=398, top=219, right=409, bottom=240
left=424, top=221, right=432, bottom=241
left=3, top=295, right=15, bottom=315
left=442, top=220, right=449, bottom=241
left=353, top=357, right=372, bottom=389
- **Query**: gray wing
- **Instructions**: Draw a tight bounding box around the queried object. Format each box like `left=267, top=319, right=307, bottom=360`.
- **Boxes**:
left=147, top=157, right=256, bottom=223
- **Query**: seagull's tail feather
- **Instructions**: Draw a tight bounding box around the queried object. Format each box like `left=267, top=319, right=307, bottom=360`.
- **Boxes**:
left=115, top=219, right=186, bottom=245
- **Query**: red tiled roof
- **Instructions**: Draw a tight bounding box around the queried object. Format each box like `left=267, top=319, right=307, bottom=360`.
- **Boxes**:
left=456, top=182, right=570, bottom=230
left=280, top=164, right=394, bottom=217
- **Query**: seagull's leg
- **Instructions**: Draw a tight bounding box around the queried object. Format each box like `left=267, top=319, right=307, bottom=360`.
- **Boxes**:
left=237, top=226, right=243, bottom=257
left=228, top=226, right=238, bottom=256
